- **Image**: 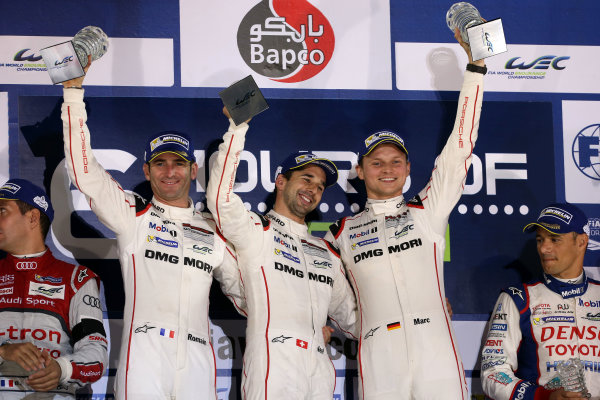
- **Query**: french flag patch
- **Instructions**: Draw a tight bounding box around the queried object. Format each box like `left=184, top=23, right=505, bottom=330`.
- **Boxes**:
left=0, top=379, right=14, bottom=387
left=160, top=328, right=175, bottom=338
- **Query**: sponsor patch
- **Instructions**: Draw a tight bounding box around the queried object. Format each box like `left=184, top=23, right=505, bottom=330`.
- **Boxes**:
left=301, top=239, right=330, bottom=261
left=0, top=287, right=13, bottom=296
left=28, top=282, right=65, bottom=300
left=350, top=237, right=379, bottom=250
left=34, top=274, right=62, bottom=284
left=147, top=235, right=179, bottom=248
left=491, top=323, right=507, bottom=331
left=274, top=248, right=300, bottom=264
left=183, top=224, right=214, bottom=245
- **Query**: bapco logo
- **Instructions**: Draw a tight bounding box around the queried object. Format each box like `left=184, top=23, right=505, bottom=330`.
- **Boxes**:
left=237, top=0, right=335, bottom=83
left=572, top=124, right=600, bottom=181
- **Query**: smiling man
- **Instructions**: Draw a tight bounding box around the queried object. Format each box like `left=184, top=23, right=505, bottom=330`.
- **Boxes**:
left=481, top=203, right=599, bottom=399
left=325, top=29, right=485, bottom=399
left=206, top=110, right=358, bottom=399
left=60, top=62, right=246, bottom=400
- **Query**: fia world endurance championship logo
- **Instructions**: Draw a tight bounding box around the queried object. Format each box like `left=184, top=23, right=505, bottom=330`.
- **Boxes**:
left=572, top=124, right=600, bottom=181
left=237, top=0, right=335, bottom=83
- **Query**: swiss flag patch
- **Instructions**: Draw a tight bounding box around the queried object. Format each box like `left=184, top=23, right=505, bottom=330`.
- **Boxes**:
left=296, top=339, right=308, bottom=349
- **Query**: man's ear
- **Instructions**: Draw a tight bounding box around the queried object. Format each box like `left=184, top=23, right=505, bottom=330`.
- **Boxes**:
left=275, top=174, right=287, bottom=191
left=28, top=208, right=41, bottom=231
left=190, top=162, right=199, bottom=181
left=355, top=164, right=365, bottom=181
left=143, top=163, right=151, bottom=181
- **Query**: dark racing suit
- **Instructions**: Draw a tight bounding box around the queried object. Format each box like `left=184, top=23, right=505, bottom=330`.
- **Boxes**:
left=0, top=250, right=107, bottom=399
left=481, top=273, right=600, bottom=400
left=206, top=121, right=358, bottom=399
left=61, top=88, right=246, bottom=400
left=326, top=71, right=484, bottom=399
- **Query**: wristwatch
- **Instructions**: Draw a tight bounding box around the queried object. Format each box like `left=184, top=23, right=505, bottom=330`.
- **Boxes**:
left=466, top=63, right=487, bottom=75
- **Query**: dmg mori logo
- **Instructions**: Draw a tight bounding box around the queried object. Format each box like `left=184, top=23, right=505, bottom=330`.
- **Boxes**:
left=572, top=124, right=600, bottom=181
left=16, top=261, right=38, bottom=270
left=237, top=0, right=335, bottom=83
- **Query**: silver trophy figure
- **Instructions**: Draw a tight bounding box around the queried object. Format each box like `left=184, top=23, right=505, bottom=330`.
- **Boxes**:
left=72, top=26, right=109, bottom=68
left=446, top=2, right=484, bottom=43
left=544, top=358, right=591, bottom=398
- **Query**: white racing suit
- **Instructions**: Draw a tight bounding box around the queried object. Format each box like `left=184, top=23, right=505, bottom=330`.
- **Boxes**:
left=206, top=122, right=358, bottom=399
left=325, top=70, right=484, bottom=399
left=61, top=88, right=246, bottom=400
left=481, top=273, right=600, bottom=400
left=0, top=250, right=108, bottom=399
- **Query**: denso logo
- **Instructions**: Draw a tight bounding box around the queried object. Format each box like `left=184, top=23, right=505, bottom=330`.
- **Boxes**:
left=505, top=55, right=570, bottom=70
left=237, top=0, right=335, bottom=83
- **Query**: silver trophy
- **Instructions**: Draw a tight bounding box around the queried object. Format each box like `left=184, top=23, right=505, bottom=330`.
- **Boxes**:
left=544, top=358, right=591, bottom=398
left=72, top=26, right=109, bottom=68
left=446, top=2, right=484, bottom=44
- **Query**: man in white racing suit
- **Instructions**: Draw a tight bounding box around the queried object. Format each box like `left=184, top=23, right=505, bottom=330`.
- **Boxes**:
left=481, top=203, right=599, bottom=400
left=206, top=110, right=358, bottom=399
left=60, top=62, right=246, bottom=399
left=0, top=178, right=108, bottom=399
left=325, top=30, right=485, bottom=399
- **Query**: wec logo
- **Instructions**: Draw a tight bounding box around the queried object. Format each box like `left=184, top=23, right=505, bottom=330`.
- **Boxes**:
left=237, top=0, right=335, bottom=83
left=505, top=55, right=569, bottom=70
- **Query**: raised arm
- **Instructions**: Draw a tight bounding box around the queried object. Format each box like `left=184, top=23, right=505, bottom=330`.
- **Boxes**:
left=206, top=113, right=262, bottom=249
left=417, top=30, right=485, bottom=225
left=61, top=61, right=137, bottom=236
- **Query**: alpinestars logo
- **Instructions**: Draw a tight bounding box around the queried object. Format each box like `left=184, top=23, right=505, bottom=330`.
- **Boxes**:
left=237, top=0, right=335, bottom=83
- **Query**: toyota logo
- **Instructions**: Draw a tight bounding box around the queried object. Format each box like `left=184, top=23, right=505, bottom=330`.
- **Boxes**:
left=16, top=262, right=37, bottom=270
left=83, top=295, right=101, bottom=309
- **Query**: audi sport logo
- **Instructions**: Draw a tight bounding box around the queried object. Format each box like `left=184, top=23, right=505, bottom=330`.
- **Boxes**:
left=16, top=261, right=37, bottom=270
left=237, top=0, right=335, bottom=83
left=83, top=295, right=101, bottom=309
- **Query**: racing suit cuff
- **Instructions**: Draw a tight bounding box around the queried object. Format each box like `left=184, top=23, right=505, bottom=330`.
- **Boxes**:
left=55, top=356, right=72, bottom=384
left=533, top=386, right=553, bottom=400
left=63, top=87, right=85, bottom=103
left=463, top=69, right=484, bottom=85
left=228, top=118, right=249, bottom=130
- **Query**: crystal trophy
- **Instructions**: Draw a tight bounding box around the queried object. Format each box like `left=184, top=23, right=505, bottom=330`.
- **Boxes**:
left=544, top=358, right=591, bottom=398
left=445, top=2, right=507, bottom=61
left=40, top=26, right=109, bottom=84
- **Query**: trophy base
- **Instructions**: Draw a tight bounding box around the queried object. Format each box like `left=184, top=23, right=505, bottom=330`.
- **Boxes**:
left=466, top=18, right=507, bottom=62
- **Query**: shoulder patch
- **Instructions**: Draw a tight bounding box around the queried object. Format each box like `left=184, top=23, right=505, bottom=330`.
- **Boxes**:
left=503, top=284, right=528, bottom=313
left=73, top=266, right=100, bottom=291
left=328, top=218, right=346, bottom=240
left=134, top=193, right=150, bottom=215
left=406, top=195, right=424, bottom=209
